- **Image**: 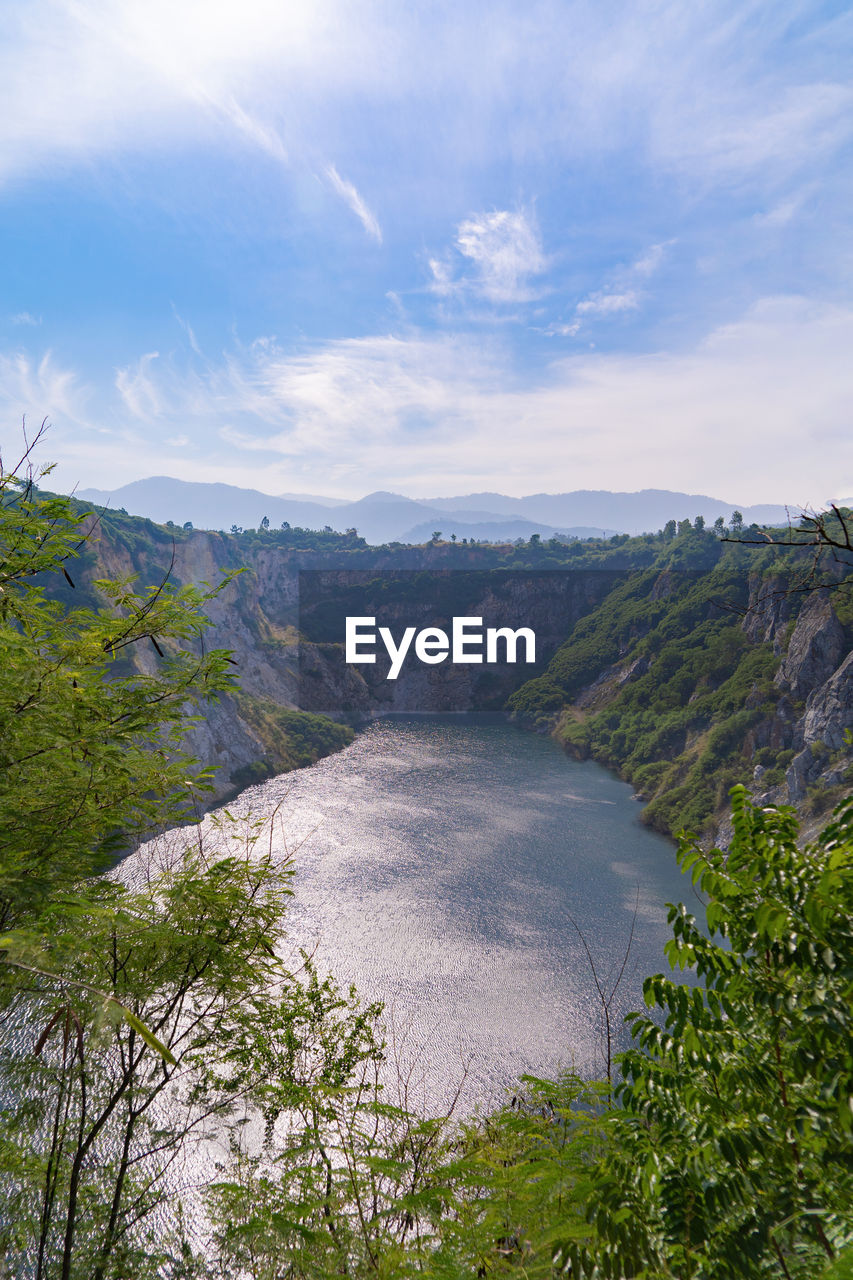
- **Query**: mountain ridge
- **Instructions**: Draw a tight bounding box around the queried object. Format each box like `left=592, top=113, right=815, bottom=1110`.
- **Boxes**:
left=75, top=475, right=796, bottom=545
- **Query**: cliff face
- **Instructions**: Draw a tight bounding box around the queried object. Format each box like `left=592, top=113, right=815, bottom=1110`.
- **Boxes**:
left=82, top=520, right=315, bottom=800
left=735, top=584, right=853, bottom=806
left=753, top=589, right=853, bottom=814
left=82, top=521, right=620, bottom=800
left=81, top=514, right=853, bottom=835
left=510, top=558, right=853, bottom=844
left=295, top=569, right=620, bottom=719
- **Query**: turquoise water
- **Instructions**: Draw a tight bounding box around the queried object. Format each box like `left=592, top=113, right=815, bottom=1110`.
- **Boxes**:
left=232, top=714, right=705, bottom=1113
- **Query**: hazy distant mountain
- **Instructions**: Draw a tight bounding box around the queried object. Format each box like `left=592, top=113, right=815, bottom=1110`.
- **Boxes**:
left=77, top=479, right=458, bottom=544
left=426, top=489, right=794, bottom=533
left=276, top=492, right=347, bottom=507
left=75, top=476, right=795, bottom=544
left=77, top=478, right=342, bottom=535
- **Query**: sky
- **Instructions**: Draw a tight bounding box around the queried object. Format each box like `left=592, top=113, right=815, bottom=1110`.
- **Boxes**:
left=0, top=0, right=852, bottom=504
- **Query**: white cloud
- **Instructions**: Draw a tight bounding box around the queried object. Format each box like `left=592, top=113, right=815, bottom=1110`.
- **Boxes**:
left=0, top=350, right=90, bottom=428
left=325, top=165, right=382, bottom=242
left=208, top=93, right=289, bottom=166
left=538, top=321, right=581, bottom=338
left=170, top=305, right=203, bottom=356
left=566, top=240, right=671, bottom=332
left=44, top=296, right=852, bottom=503
left=575, top=291, right=640, bottom=317
left=430, top=209, right=546, bottom=305
left=658, top=81, right=853, bottom=184
left=209, top=333, right=501, bottom=466
left=385, top=290, right=405, bottom=319
left=0, top=0, right=386, bottom=246
left=632, top=242, right=670, bottom=278
left=458, top=210, right=545, bottom=302
left=752, top=193, right=810, bottom=229
left=428, top=256, right=455, bottom=297
left=115, top=352, right=163, bottom=419
left=11, top=311, right=40, bottom=326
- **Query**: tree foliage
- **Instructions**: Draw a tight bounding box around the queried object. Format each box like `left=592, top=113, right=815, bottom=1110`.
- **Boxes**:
left=0, top=435, right=237, bottom=928
left=587, top=787, right=853, bottom=1278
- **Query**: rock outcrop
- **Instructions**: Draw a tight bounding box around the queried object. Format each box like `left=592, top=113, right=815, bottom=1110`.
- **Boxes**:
left=748, top=588, right=851, bottom=827
left=774, top=591, right=846, bottom=702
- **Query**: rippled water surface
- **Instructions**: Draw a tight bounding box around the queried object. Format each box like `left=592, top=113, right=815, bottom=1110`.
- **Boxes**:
left=227, top=714, right=704, bottom=1113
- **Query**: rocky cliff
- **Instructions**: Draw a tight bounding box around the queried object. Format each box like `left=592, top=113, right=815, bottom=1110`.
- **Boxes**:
left=80, top=517, right=330, bottom=800
left=80, top=518, right=620, bottom=801
left=80, top=511, right=853, bottom=836
left=508, top=546, right=853, bottom=844
left=751, top=588, right=853, bottom=821
left=294, top=568, right=620, bottom=718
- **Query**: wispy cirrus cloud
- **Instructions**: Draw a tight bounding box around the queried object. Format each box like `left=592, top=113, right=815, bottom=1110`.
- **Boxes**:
left=2, top=0, right=851, bottom=509
left=206, top=93, right=289, bottom=167
left=325, top=165, right=382, bottom=242
left=115, top=352, right=163, bottom=419
left=429, top=209, right=546, bottom=305
left=0, top=1, right=383, bottom=238
left=552, top=240, right=674, bottom=336
left=1, top=2, right=850, bottom=203
left=0, top=351, right=90, bottom=428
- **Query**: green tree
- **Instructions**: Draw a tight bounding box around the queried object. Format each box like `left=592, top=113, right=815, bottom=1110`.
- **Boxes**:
left=586, top=786, right=853, bottom=1278
left=206, top=960, right=440, bottom=1279
left=0, top=435, right=263, bottom=1272
left=0, top=813, right=294, bottom=1278
left=0, top=441, right=235, bottom=929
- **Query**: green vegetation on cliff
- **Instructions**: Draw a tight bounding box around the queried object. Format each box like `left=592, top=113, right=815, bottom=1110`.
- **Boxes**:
left=228, top=694, right=355, bottom=790
left=509, top=521, right=853, bottom=837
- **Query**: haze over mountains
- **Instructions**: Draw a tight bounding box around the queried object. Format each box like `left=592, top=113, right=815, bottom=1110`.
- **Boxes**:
left=75, top=476, right=795, bottom=546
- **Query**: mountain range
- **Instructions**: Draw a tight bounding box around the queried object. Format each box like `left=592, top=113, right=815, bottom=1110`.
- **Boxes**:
left=75, top=476, right=796, bottom=545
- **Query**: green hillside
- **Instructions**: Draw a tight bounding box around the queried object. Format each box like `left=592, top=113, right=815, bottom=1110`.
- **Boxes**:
left=509, top=519, right=853, bottom=837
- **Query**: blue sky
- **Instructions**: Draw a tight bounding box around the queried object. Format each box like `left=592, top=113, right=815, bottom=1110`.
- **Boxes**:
left=1, top=0, right=852, bottom=503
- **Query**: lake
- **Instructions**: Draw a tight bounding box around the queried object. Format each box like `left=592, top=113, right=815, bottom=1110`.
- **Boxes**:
left=224, top=713, right=704, bottom=1115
